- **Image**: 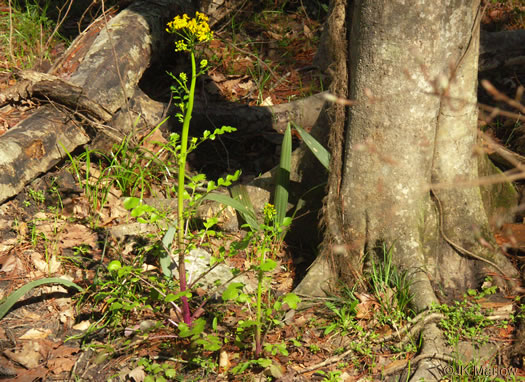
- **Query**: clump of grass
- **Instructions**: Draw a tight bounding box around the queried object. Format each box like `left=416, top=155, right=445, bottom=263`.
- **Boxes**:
left=0, top=0, right=66, bottom=70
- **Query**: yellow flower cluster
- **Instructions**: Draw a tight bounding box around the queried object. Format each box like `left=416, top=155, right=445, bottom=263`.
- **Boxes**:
left=264, top=203, right=276, bottom=222
left=166, top=12, right=213, bottom=52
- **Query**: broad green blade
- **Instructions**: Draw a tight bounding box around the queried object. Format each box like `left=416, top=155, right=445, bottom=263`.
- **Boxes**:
left=231, top=185, right=259, bottom=230
left=275, top=123, right=291, bottom=226
left=293, top=123, right=331, bottom=170
left=161, top=226, right=177, bottom=278
left=205, top=192, right=259, bottom=230
left=0, top=278, right=83, bottom=320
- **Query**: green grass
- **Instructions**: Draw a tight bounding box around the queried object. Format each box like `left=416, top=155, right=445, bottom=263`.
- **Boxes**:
left=0, top=0, right=66, bottom=69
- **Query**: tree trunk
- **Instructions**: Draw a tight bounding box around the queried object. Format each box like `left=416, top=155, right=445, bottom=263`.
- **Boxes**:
left=294, top=0, right=520, bottom=379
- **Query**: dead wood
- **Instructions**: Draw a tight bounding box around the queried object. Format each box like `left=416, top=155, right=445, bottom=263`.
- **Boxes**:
left=0, top=70, right=112, bottom=121
left=0, top=105, right=90, bottom=201
left=200, top=0, right=248, bottom=29
left=90, top=88, right=328, bottom=152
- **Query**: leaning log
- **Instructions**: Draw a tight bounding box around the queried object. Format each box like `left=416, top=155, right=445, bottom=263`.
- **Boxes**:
left=0, top=0, right=192, bottom=204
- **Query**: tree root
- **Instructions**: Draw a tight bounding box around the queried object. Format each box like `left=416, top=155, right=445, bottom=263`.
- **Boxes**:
left=296, top=308, right=511, bottom=378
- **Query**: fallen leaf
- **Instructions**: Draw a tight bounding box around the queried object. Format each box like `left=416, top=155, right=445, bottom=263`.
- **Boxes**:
left=47, top=357, right=76, bottom=374
left=128, top=365, right=145, bottom=382
left=72, top=321, right=91, bottom=331
left=51, top=344, right=79, bottom=358
left=219, top=350, right=230, bottom=372
left=4, top=341, right=42, bottom=368
left=58, top=224, right=97, bottom=249
left=19, top=329, right=51, bottom=340
left=59, top=307, right=75, bottom=325
left=303, top=24, right=313, bottom=39
left=0, top=254, right=18, bottom=273
left=260, top=96, right=273, bottom=106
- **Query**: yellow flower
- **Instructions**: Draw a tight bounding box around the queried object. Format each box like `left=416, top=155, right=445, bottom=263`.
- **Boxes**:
left=166, top=12, right=213, bottom=52
left=196, top=11, right=208, bottom=22
left=175, top=40, right=188, bottom=52
left=166, top=14, right=189, bottom=33
left=264, top=203, right=276, bottom=222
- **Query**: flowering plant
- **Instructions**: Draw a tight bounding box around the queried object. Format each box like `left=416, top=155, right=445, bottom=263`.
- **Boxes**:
left=166, top=11, right=213, bottom=52
left=165, top=13, right=237, bottom=327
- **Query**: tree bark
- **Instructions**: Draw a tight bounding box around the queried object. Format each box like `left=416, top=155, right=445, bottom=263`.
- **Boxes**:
left=294, top=0, right=519, bottom=379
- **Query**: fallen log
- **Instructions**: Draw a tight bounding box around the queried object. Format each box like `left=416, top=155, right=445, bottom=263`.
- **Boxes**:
left=0, top=71, right=112, bottom=121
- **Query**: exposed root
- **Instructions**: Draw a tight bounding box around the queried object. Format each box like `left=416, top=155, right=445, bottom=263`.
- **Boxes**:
left=297, top=307, right=511, bottom=377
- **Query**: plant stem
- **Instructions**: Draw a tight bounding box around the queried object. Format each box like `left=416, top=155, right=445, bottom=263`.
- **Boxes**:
left=177, top=51, right=197, bottom=326
left=255, top=262, right=263, bottom=357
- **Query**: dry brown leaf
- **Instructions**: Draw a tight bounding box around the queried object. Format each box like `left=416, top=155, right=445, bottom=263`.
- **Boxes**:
left=219, top=350, right=230, bottom=373
left=4, top=341, right=42, bottom=369
left=47, top=357, right=76, bottom=374
left=265, top=30, right=283, bottom=40
left=19, top=329, right=51, bottom=340
left=303, top=24, right=313, bottom=39
left=18, top=308, right=41, bottom=321
left=58, top=224, right=97, bottom=249
left=128, top=366, right=145, bottom=382
left=0, top=254, right=19, bottom=274
left=72, top=320, right=91, bottom=331
left=51, top=344, right=79, bottom=358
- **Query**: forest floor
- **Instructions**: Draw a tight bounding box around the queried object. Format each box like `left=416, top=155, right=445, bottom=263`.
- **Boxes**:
left=0, top=1, right=524, bottom=381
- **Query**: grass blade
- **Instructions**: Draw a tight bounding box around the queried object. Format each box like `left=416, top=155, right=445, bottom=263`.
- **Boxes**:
left=230, top=185, right=259, bottom=230
left=275, top=123, right=292, bottom=226
left=0, top=278, right=83, bottom=320
left=293, top=123, right=331, bottom=170
left=205, top=192, right=259, bottom=230
left=161, top=226, right=177, bottom=278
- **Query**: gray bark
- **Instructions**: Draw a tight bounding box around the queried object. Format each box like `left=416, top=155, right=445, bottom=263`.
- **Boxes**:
left=294, top=0, right=519, bottom=379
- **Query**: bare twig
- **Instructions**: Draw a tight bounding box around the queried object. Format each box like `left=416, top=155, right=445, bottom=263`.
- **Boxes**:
left=7, top=0, right=14, bottom=64
left=43, top=0, right=74, bottom=55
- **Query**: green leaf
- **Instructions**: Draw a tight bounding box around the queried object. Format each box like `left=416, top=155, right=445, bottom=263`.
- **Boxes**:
left=166, top=290, right=191, bottom=303
left=164, top=293, right=179, bottom=303
left=275, top=123, right=291, bottom=226
left=165, top=369, right=176, bottom=378
left=108, top=260, right=122, bottom=271
left=160, top=226, right=176, bottom=278
left=221, top=282, right=244, bottom=301
left=205, top=192, right=259, bottom=230
left=110, top=301, right=123, bottom=311
left=195, top=334, right=222, bottom=351
left=293, top=123, right=331, bottom=170
left=0, top=278, right=83, bottom=320
left=123, top=197, right=140, bottom=210
left=259, top=259, right=277, bottom=272
left=256, top=358, right=272, bottom=368
left=282, top=293, right=301, bottom=309
left=131, top=204, right=152, bottom=218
